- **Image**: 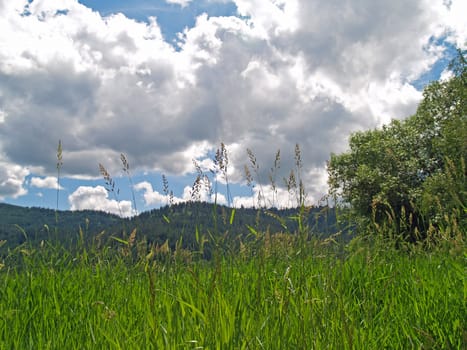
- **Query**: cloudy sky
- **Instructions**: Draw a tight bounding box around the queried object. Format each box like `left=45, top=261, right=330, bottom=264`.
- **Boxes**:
left=0, top=0, right=465, bottom=216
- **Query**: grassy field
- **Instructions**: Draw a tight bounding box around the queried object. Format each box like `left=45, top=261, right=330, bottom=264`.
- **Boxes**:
left=0, top=230, right=465, bottom=349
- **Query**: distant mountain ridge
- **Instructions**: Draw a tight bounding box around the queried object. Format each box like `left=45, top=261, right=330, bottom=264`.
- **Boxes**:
left=0, top=202, right=344, bottom=250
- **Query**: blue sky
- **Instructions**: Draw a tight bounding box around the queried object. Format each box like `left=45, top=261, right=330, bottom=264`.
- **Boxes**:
left=0, top=0, right=466, bottom=216
left=78, top=0, right=239, bottom=43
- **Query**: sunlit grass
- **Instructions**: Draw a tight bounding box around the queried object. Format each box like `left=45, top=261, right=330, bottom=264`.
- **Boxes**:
left=0, top=234, right=464, bottom=349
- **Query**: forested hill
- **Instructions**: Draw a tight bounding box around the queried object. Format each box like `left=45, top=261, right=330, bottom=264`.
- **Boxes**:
left=0, top=202, right=343, bottom=249
left=0, top=203, right=121, bottom=246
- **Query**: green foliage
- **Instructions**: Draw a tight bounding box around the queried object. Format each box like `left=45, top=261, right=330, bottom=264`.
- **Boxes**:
left=328, top=49, right=466, bottom=242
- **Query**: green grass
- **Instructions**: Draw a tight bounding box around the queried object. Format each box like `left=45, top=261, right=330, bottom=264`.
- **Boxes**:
left=0, top=234, right=465, bottom=349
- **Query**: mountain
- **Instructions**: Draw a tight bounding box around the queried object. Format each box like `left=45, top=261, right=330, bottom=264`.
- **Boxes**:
left=0, top=202, right=346, bottom=251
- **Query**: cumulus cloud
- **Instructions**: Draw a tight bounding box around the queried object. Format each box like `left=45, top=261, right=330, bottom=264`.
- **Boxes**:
left=68, top=185, right=133, bottom=217
left=231, top=163, right=328, bottom=208
left=0, top=0, right=466, bottom=210
left=0, top=162, right=29, bottom=199
left=30, top=176, right=64, bottom=190
left=134, top=181, right=174, bottom=207
left=135, top=180, right=228, bottom=207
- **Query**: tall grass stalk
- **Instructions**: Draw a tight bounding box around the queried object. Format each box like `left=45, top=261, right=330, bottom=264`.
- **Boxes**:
left=246, top=148, right=266, bottom=208
left=120, top=153, right=138, bottom=216
left=98, top=163, right=123, bottom=218
left=55, top=140, right=63, bottom=229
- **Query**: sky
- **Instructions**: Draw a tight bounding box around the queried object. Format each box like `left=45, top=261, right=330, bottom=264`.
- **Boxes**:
left=0, top=0, right=466, bottom=216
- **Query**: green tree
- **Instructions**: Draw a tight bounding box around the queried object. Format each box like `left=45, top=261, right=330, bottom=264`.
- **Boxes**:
left=328, top=49, right=466, bottom=242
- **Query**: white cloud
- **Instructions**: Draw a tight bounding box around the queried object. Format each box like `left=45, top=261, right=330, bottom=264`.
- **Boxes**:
left=0, top=162, right=29, bottom=199
left=431, top=0, right=467, bottom=49
left=235, top=0, right=299, bottom=36
left=68, top=185, right=133, bottom=217
left=0, top=0, right=466, bottom=207
left=134, top=181, right=173, bottom=207
left=30, top=176, right=64, bottom=190
left=232, top=166, right=327, bottom=209
left=232, top=185, right=293, bottom=209
left=135, top=180, right=228, bottom=207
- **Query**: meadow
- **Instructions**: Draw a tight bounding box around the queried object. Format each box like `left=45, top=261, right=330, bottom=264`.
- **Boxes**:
left=0, top=224, right=465, bottom=349
left=0, top=138, right=466, bottom=349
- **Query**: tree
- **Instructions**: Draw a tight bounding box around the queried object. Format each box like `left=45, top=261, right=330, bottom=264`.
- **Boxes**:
left=328, top=49, right=466, bottom=242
